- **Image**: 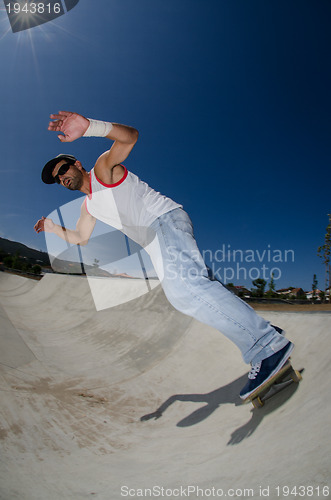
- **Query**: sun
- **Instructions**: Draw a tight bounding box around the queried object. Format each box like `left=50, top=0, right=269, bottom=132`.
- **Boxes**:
left=0, top=1, right=84, bottom=42
left=0, top=2, right=64, bottom=82
left=0, top=0, right=86, bottom=81
left=1, top=0, right=65, bottom=33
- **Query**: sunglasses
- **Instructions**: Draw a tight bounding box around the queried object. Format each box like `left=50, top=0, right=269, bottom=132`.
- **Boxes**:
left=54, top=161, right=75, bottom=184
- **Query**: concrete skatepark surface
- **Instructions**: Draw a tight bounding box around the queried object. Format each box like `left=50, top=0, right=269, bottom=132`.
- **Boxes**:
left=0, top=273, right=330, bottom=500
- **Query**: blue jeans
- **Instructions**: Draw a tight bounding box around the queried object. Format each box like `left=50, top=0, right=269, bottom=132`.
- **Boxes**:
left=149, top=208, right=289, bottom=364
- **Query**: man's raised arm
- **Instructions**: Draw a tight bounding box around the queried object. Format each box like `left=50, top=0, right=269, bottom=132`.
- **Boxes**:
left=48, top=110, right=139, bottom=169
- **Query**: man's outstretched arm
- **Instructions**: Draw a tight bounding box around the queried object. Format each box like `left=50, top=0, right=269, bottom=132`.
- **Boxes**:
left=34, top=201, right=96, bottom=246
left=48, top=110, right=139, bottom=170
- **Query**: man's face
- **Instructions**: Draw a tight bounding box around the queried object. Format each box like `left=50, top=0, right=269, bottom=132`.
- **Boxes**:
left=52, top=160, right=84, bottom=191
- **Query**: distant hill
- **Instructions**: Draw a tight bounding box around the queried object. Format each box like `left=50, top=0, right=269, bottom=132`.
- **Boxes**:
left=0, top=237, right=50, bottom=266
left=0, top=237, right=159, bottom=280
left=0, top=237, right=135, bottom=278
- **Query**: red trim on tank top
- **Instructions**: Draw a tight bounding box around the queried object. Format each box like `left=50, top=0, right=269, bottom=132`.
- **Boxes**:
left=88, top=172, right=92, bottom=200
left=94, top=166, right=128, bottom=188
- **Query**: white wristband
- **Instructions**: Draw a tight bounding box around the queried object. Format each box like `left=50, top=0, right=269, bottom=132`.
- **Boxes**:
left=83, top=118, right=113, bottom=137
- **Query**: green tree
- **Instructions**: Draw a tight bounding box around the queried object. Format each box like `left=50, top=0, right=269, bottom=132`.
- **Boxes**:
left=265, top=273, right=277, bottom=298
left=312, top=274, right=318, bottom=302
left=3, top=255, right=13, bottom=268
left=226, top=282, right=237, bottom=295
left=11, top=251, right=24, bottom=271
left=317, top=214, right=331, bottom=302
left=297, top=289, right=307, bottom=300
left=251, top=278, right=267, bottom=297
left=21, top=262, right=32, bottom=273
left=31, top=265, right=42, bottom=275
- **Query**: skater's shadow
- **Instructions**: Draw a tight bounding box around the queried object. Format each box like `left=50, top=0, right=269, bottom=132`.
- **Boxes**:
left=140, top=371, right=303, bottom=445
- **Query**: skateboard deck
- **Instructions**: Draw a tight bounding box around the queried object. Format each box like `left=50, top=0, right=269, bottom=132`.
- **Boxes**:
left=243, top=361, right=302, bottom=408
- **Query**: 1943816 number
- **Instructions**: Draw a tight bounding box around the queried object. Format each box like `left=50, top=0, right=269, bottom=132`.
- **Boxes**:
left=5, top=3, right=62, bottom=15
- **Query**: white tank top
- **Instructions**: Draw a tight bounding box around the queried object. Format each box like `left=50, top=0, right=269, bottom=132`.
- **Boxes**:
left=85, top=166, right=182, bottom=246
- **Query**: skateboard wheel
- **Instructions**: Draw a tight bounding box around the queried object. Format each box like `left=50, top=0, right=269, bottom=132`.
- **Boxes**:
left=252, top=397, right=264, bottom=408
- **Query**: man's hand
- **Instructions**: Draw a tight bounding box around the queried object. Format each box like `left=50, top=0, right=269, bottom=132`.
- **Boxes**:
left=48, top=111, right=90, bottom=143
left=34, top=217, right=55, bottom=234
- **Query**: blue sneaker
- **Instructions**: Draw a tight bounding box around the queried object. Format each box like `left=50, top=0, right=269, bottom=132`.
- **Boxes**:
left=240, top=342, right=294, bottom=400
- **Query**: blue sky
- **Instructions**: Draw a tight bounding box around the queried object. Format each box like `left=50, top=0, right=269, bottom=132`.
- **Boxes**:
left=0, top=0, right=330, bottom=291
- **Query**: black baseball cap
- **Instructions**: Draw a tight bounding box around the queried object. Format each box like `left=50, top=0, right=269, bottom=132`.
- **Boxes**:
left=41, top=154, right=77, bottom=184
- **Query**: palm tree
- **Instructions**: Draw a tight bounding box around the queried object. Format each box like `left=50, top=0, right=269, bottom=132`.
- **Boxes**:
left=317, top=214, right=331, bottom=302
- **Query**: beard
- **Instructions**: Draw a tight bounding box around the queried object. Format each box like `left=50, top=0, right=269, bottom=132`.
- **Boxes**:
left=67, top=170, right=83, bottom=191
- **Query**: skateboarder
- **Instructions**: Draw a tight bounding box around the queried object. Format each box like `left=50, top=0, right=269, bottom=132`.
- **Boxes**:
left=34, top=110, right=294, bottom=399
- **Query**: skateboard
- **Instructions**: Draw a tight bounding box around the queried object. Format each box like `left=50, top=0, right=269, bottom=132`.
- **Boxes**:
left=243, top=361, right=303, bottom=408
